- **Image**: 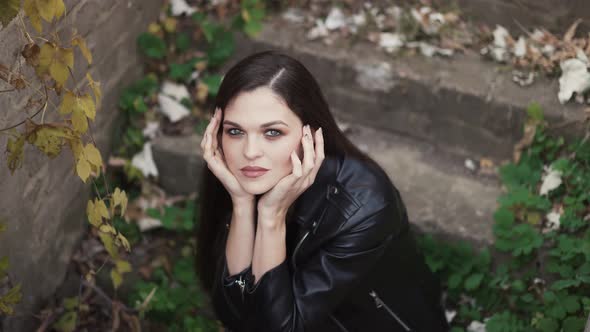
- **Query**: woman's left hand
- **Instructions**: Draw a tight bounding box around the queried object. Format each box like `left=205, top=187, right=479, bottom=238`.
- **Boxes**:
left=257, top=125, right=325, bottom=226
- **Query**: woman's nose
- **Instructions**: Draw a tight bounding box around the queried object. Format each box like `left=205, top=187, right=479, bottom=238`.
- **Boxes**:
left=243, top=137, right=263, bottom=159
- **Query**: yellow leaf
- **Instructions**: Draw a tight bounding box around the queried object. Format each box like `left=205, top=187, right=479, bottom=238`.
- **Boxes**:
left=86, top=200, right=101, bottom=226
left=99, top=224, right=116, bottom=234
left=71, top=108, right=87, bottom=133
left=68, top=137, right=83, bottom=161
left=241, top=9, right=250, bottom=22
left=58, top=90, right=76, bottom=115
left=78, top=94, right=96, bottom=120
left=86, top=73, right=101, bottom=108
left=116, top=233, right=131, bottom=252
left=526, top=211, right=542, bottom=225
left=148, top=22, right=161, bottom=35
left=110, top=269, right=122, bottom=290
left=49, top=47, right=73, bottom=85
left=95, top=198, right=110, bottom=220
left=98, top=232, right=118, bottom=259
left=163, top=17, right=177, bottom=33
left=112, top=188, right=128, bottom=217
left=72, top=35, right=92, bottom=64
left=196, top=81, right=208, bottom=103
left=54, top=0, right=65, bottom=19
left=76, top=158, right=91, bottom=182
left=29, top=126, right=72, bottom=158
left=23, top=0, right=42, bottom=33
left=37, top=42, right=55, bottom=75
left=195, top=60, right=207, bottom=72
left=63, top=297, right=78, bottom=310
left=35, top=0, right=57, bottom=22
left=0, top=0, right=20, bottom=27
left=6, top=135, right=25, bottom=173
left=115, top=259, right=131, bottom=274
left=84, top=143, right=102, bottom=166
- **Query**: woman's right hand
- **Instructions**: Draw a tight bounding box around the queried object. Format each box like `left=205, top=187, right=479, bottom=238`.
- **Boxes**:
left=201, top=107, right=254, bottom=204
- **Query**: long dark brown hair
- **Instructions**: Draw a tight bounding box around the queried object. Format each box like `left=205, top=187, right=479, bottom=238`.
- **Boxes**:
left=195, top=50, right=385, bottom=293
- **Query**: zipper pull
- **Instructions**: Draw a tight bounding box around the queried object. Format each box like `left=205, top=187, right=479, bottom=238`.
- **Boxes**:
left=235, top=275, right=246, bottom=302
left=369, top=290, right=383, bottom=308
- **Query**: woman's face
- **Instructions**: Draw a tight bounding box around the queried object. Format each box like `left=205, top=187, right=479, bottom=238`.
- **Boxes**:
left=220, top=87, right=304, bottom=195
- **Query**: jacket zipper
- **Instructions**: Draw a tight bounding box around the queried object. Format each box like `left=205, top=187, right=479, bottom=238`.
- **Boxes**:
left=234, top=275, right=246, bottom=302
left=330, top=314, right=351, bottom=332
left=291, top=230, right=311, bottom=270
left=369, top=290, right=412, bottom=331
left=292, top=203, right=330, bottom=270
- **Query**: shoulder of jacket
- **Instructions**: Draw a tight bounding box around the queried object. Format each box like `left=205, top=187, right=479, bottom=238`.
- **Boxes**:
left=334, top=154, right=398, bottom=210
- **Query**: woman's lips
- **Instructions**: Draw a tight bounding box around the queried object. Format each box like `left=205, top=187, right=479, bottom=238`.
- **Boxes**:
left=241, top=170, right=268, bottom=178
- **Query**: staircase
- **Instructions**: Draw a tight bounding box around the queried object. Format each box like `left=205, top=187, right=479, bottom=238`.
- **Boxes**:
left=151, top=12, right=588, bottom=246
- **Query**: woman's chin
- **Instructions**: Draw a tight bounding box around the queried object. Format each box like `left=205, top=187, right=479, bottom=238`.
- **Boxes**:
left=240, top=180, right=272, bottom=196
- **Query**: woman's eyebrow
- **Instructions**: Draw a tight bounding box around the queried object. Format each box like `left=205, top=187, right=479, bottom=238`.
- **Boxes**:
left=222, top=120, right=289, bottom=128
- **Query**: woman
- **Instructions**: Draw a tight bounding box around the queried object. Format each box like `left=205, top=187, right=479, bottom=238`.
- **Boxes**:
left=195, top=50, right=449, bottom=332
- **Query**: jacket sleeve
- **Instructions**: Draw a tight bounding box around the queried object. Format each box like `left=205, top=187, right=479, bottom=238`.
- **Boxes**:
left=244, top=202, right=399, bottom=332
left=210, top=236, right=255, bottom=330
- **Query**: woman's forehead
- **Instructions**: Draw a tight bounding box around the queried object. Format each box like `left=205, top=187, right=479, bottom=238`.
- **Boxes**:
left=224, top=87, right=302, bottom=126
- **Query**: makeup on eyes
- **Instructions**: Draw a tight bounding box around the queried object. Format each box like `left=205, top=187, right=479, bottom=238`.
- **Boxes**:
left=224, top=126, right=285, bottom=136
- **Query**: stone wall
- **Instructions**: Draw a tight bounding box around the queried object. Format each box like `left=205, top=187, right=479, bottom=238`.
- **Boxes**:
left=0, top=0, right=163, bottom=330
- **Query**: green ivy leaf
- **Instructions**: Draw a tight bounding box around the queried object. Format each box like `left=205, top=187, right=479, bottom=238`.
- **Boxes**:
left=201, top=74, right=223, bottom=96
left=206, top=28, right=234, bottom=67
left=526, top=102, right=544, bottom=122
left=464, top=273, right=484, bottom=291
left=562, top=317, right=586, bottom=331
left=175, top=32, right=191, bottom=53
left=550, top=279, right=581, bottom=290
left=536, top=317, right=559, bottom=332
left=168, top=61, right=196, bottom=82
left=137, top=33, right=167, bottom=59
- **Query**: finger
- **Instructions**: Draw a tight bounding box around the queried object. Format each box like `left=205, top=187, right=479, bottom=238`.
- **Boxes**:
left=301, top=125, right=315, bottom=175
left=308, top=127, right=325, bottom=180
left=201, top=108, right=217, bottom=149
left=291, top=150, right=303, bottom=178
left=211, top=108, right=220, bottom=152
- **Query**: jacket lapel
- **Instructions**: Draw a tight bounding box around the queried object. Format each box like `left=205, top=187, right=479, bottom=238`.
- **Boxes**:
left=291, top=154, right=341, bottom=230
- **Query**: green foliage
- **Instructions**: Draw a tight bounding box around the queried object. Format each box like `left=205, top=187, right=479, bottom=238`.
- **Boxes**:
left=233, top=0, right=266, bottom=37
left=146, top=200, right=196, bottom=232
left=201, top=74, right=223, bottom=97
left=128, top=256, right=219, bottom=332
left=0, top=223, right=22, bottom=315
left=169, top=58, right=201, bottom=82
left=418, top=105, right=590, bottom=330
left=113, top=216, right=142, bottom=246
left=175, top=32, right=192, bottom=53
left=137, top=33, right=167, bottom=59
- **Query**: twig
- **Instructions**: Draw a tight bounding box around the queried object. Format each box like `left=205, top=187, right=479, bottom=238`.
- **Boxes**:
left=89, top=123, right=112, bottom=198
left=35, top=307, right=65, bottom=332
left=0, top=85, right=48, bottom=132
left=81, top=279, right=138, bottom=315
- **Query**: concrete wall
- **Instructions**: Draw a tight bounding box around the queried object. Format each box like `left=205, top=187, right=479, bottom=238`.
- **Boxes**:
left=0, top=0, right=163, bottom=330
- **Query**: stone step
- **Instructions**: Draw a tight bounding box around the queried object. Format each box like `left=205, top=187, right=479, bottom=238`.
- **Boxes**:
left=225, top=14, right=587, bottom=163
left=151, top=116, right=502, bottom=245
left=440, top=0, right=590, bottom=35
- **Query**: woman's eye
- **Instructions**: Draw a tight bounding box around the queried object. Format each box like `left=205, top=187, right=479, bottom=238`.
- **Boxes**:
left=225, top=128, right=283, bottom=138
left=266, top=129, right=282, bottom=137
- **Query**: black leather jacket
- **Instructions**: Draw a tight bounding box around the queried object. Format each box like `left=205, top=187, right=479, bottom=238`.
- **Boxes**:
left=210, top=154, right=450, bottom=332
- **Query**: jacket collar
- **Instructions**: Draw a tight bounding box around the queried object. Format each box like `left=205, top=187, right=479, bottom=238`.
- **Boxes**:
left=291, top=154, right=342, bottom=229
